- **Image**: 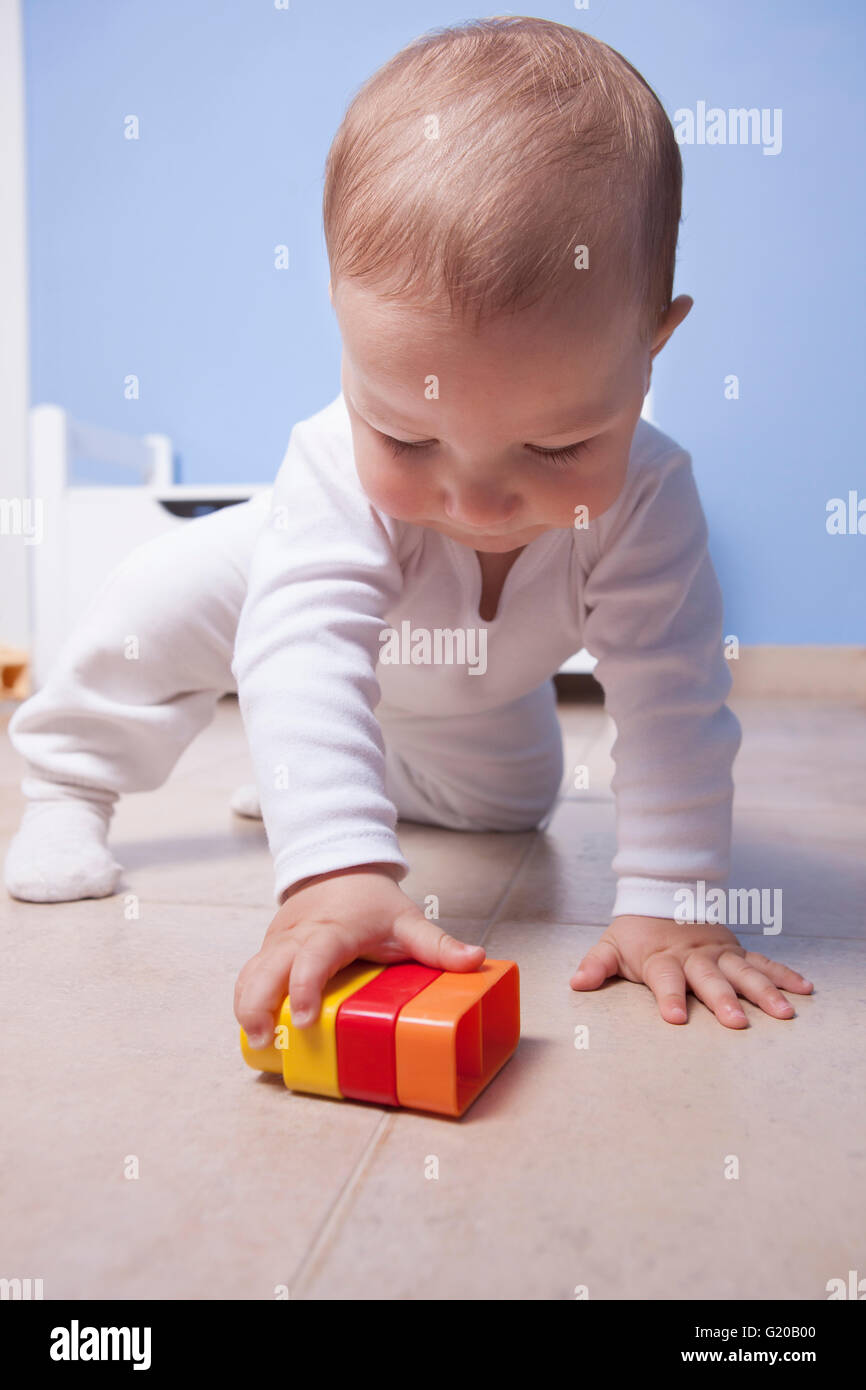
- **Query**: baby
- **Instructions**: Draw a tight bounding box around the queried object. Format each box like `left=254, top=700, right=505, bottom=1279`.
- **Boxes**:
left=4, top=17, right=812, bottom=1042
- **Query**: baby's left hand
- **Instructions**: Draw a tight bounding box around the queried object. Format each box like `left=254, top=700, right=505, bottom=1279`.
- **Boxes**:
left=570, top=915, right=814, bottom=1027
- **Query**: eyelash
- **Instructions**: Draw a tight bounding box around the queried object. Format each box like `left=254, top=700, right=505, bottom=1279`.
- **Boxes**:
left=381, top=435, right=590, bottom=469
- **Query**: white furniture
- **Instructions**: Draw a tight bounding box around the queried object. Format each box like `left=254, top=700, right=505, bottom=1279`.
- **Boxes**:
left=25, top=405, right=268, bottom=689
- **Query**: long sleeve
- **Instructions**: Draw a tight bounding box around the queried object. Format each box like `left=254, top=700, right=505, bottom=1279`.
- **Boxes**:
left=231, top=409, right=409, bottom=906
left=580, top=443, right=742, bottom=921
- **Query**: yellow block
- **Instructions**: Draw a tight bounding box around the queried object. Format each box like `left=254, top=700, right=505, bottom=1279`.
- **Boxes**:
left=281, top=961, right=385, bottom=1097
left=240, top=961, right=385, bottom=1099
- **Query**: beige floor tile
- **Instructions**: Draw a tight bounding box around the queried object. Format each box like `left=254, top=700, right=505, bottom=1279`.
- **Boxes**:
left=103, top=785, right=277, bottom=908
left=393, top=820, right=536, bottom=921
left=729, top=807, right=866, bottom=939
left=108, top=795, right=535, bottom=919
left=294, top=921, right=861, bottom=1300
left=0, top=895, right=383, bottom=1299
left=502, top=772, right=866, bottom=939
left=555, top=700, right=610, bottom=797
left=559, top=696, right=866, bottom=814
left=560, top=706, right=616, bottom=801
left=0, top=889, right=485, bottom=1299
left=2, top=690, right=864, bottom=1299
left=500, top=798, right=619, bottom=927
left=729, top=697, right=866, bottom=811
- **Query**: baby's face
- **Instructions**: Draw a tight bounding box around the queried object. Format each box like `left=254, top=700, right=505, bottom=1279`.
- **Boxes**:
left=334, top=278, right=659, bottom=553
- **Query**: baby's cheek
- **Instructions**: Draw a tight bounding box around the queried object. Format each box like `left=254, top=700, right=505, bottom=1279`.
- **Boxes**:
left=358, top=459, right=429, bottom=519
left=546, top=467, right=626, bottom=526
left=542, top=479, right=605, bottom=526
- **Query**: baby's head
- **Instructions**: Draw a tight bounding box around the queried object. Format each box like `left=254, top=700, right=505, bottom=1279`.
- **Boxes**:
left=323, top=16, right=691, bottom=552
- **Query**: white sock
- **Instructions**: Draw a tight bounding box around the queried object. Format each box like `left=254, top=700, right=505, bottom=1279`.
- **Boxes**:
left=229, top=784, right=262, bottom=819
left=4, top=794, right=124, bottom=903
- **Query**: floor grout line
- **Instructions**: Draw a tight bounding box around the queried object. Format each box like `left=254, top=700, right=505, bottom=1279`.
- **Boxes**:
left=283, top=823, right=560, bottom=1294
left=288, top=1109, right=395, bottom=1298
left=478, top=827, right=554, bottom=947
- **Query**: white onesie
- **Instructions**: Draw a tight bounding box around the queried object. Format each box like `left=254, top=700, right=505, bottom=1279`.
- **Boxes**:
left=232, top=391, right=741, bottom=917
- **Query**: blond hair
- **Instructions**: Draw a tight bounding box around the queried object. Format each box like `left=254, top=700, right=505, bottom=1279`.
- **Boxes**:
left=322, top=16, right=682, bottom=342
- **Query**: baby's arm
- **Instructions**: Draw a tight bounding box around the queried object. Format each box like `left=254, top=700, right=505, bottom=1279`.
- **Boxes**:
left=569, top=444, right=812, bottom=1025
left=231, top=414, right=483, bottom=1040
left=231, top=416, right=408, bottom=898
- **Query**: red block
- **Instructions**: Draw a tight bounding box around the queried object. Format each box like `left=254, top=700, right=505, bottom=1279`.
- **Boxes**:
left=336, top=963, right=443, bottom=1104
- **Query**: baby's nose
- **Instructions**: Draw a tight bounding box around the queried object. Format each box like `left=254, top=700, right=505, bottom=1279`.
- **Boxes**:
left=443, top=485, right=519, bottom=528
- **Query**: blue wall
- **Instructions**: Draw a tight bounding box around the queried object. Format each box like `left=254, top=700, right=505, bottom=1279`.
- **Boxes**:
left=23, top=1, right=865, bottom=642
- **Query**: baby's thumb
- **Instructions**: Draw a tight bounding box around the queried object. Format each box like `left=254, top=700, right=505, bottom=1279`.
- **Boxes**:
left=396, top=910, right=485, bottom=972
left=570, top=940, right=619, bottom=990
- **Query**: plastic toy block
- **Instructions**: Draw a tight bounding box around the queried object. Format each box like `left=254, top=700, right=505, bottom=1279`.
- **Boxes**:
left=240, top=960, right=385, bottom=1099
left=336, top=962, right=443, bottom=1105
left=394, top=959, right=519, bottom=1116
left=241, top=958, right=520, bottom=1117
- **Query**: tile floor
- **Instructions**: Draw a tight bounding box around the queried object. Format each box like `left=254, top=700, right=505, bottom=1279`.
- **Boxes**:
left=0, top=691, right=863, bottom=1300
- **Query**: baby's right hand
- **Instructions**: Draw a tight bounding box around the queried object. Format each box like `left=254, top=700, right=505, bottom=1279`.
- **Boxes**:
left=234, top=862, right=485, bottom=1046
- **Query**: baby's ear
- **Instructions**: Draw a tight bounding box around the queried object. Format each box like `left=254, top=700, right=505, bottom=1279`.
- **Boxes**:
left=650, top=294, right=693, bottom=360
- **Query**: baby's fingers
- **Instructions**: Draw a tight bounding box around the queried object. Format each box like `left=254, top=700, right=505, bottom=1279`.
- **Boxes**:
left=285, top=923, right=359, bottom=1028
left=570, top=940, right=619, bottom=992
left=235, top=934, right=301, bottom=1047
left=682, top=955, right=748, bottom=1028
left=393, top=909, right=486, bottom=972
left=741, top=950, right=814, bottom=994
left=717, top=951, right=796, bottom=1020
left=643, top=952, right=689, bottom=1024
left=237, top=922, right=356, bottom=1043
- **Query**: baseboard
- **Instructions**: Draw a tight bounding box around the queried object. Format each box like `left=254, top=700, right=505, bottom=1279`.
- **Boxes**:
left=5, top=647, right=865, bottom=709
left=727, top=646, right=866, bottom=700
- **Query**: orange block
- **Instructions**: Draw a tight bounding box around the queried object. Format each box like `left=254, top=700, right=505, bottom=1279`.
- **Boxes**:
left=394, top=959, right=519, bottom=1116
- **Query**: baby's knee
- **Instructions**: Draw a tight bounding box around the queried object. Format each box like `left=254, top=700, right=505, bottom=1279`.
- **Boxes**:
left=496, top=735, right=564, bottom=831
left=388, top=740, right=562, bottom=835
left=484, top=774, right=561, bottom=832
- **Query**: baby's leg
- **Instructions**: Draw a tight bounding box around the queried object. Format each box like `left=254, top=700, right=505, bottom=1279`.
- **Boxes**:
left=379, top=680, right=564, bottom=834
left=4, top=493, right=270, bottom=901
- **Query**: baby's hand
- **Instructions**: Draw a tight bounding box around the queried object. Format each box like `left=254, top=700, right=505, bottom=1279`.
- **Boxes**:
left=235, top=862, right=485, bottom=1046
left=570, top=914, right=814, bottom=1027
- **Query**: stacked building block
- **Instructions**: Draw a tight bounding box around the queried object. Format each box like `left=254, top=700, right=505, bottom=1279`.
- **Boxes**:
left=240, top=957, right=520, bottom=1117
